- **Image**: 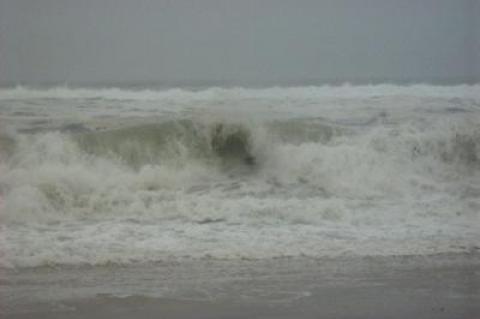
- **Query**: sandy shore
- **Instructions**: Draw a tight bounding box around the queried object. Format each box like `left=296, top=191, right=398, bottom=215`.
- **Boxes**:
left=2, top=253, right=479, bottom=319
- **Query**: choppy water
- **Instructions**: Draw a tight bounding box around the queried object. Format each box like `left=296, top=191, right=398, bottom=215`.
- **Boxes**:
left=0, top=84, right=479, bottom=267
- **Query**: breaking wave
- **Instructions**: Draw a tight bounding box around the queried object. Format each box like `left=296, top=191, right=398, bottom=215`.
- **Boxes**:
left=1, top=116, right=478, bottom=222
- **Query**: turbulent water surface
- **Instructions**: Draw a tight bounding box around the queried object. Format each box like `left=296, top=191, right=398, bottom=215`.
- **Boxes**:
left=0, top=85, right=479, bottom=268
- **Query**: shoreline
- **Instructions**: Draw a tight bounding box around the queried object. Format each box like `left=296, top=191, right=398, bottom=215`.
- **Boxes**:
left=2, top=253, right=479, bottom=318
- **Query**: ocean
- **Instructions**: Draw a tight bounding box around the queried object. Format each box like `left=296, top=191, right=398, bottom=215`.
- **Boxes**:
left=0, top=84, right=479, bottom=268
left=1, top=84, right=480, bottom=317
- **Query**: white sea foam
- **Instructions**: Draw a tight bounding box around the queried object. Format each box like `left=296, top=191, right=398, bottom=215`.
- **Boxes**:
left=0, top=85, right=479, bottom=267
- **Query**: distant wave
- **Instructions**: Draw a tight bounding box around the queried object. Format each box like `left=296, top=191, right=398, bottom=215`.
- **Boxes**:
left=1, top=83, right=480, bottom=100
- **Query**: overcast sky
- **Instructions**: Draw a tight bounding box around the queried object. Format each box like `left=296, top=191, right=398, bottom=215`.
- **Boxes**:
left=0, top=0, right=479, bottom=86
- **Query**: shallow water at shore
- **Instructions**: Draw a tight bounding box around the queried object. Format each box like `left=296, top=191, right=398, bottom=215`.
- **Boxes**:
left=1, top=253, right=479, bottom=318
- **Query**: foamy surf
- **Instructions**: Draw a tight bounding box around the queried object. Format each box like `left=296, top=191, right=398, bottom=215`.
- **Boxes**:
left=0, top=85, right=479, bottom=268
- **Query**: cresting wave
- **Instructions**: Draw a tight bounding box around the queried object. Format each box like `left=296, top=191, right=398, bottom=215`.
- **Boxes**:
left=0, top=85, right=479, bottom=267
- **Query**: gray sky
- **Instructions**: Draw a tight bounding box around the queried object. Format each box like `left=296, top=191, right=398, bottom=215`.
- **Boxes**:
left=0, top=0, right=479, bottom=87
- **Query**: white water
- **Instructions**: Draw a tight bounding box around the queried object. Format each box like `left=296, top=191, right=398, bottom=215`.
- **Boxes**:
left=0, top=85, right=479, bottom=268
